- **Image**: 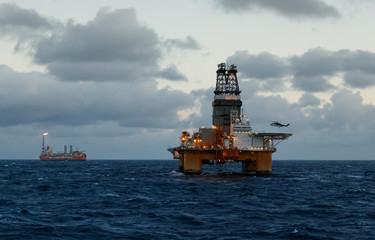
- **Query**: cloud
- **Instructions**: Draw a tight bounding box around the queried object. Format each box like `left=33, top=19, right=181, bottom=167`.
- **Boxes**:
left=0, top=3, right=60, bottom=53
left=0, top=5, right=197, bottom=83
left=227, top=48, right=375, bottom=92
left=226, top=51, right=289, bottom=92
left=340, top=50, right=375, bottom=74
left=214, top=0, right=340, bottom=19
left=324, top=89, right=375, bottom=131
left=0, top=3, right=54, bottom=32
left=46, top=60, right=156, bottom=82
left=291, top=48, right=375, bottom=90
left=227, top=51, right=288, bottom=79
left=344, top=71, right=375, bottom=88
left=33, top=8, right=161, bottom=82
left=290, top=48, right=340, bottom=77
left=164, top=36, right=200, bottom=50
left=292, top=76, right=335, bottom=92
left=156, top=65, right=188, bottom=81
left=298, top=93, right=321, bottom=107
left=35, top=8, right=159, bottom=63
left=0, top=65, right=194, bottom=129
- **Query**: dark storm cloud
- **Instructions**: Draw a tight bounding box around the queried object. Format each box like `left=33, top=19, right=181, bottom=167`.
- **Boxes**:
left=156, top=65, right=188, bottom=81
left=228, top=48, right=375, bottom=93
left=215, top=0, right=340, bottom=19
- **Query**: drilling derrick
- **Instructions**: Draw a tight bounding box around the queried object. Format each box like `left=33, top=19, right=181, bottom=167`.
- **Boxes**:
left=168, top=63, right=292, bottom=174
left=212, top=63, right=242, bottom=135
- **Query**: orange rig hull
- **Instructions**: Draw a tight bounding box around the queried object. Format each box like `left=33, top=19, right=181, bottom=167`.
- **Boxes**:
left=170, top=147, right=274, bottom=174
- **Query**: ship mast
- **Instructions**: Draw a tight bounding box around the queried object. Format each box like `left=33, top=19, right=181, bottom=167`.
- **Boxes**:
left=42, top=132, right=48, bottom=153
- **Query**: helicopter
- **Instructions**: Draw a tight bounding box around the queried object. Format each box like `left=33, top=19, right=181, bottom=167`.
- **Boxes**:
left=270, top=121, right=290, bottom=128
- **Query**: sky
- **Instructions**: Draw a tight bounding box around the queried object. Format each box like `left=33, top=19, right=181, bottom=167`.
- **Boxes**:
left=1, top=0, right=375, bottom=160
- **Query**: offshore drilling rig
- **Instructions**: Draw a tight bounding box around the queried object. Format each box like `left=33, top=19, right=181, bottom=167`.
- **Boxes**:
left=169, top=63, right=292, bottom=174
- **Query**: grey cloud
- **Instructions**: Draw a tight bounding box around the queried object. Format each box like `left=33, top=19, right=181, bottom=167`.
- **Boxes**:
left=243, top=94, right=302, bottom=127
left=0, top=65, right=194, bottom=129
left=226, top=51, right=289, bottom=93
left=35, top=8, right=159, bottom=64
left=215, top=0, right=340, bottom=19
left=339, top=50, right=375, bottom=74
left=0, top=5, right=157, bottom=83
left=227, top=51, right=289, bottom=79
left=290, top=48, right=375, bottom=90
left=292, top=76, right=335, bottom=92
left=0, top=3, right=54, bottom=31
left=1, top=5, right=193, bottom=83
left=290, top=48, right=340, bottom=77
left=291, top=48, right=375, bottom=77
left=298, top=93, right=321, bottom=107
left=31, top=8, right=161, bottom=82
left=344, top=71, right=375, bottom=88
left=156, top=65, right=188, bottom=81
left=325, top=89, right=375, bottom=130
left=188, top=88, right=214, bottom=128
left=47, top=60, right=155, bottom=82
left=164, top=36, right=200, bottom=50
left=0, top=3, right=60, bottom=55
left=228, top=48, right=375, bottom=93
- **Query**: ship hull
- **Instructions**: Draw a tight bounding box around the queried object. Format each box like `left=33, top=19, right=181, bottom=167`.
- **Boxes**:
left=39, top=155, right=86, bottom=161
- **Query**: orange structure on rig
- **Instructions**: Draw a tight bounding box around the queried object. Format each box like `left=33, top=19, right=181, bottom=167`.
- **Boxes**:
left=168, top=63, right=292, bottom=174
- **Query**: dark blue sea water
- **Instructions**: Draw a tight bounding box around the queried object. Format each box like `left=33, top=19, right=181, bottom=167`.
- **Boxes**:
left=0, top=160, right=374, bottom=239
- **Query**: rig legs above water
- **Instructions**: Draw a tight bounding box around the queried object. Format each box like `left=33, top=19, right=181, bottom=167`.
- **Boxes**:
left=176, top=149, right=273, bottom=174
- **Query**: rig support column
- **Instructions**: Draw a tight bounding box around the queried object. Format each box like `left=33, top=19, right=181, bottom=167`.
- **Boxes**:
left=179, top=155, right=184, bottom=172
left=242, top=160, right=256, bottom=172
left=183, top=151, right=202, bottom=174
left=240, top=151, right=273, bottom=174
left=255, top=151, right=272, bottom=174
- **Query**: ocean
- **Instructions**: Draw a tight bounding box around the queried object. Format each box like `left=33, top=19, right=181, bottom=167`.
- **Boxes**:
left=0, top=160, right=374, bottom=239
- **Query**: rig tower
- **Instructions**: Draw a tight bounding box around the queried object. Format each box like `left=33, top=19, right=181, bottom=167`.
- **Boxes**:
left=169, top=63, right=292, bottom=174
left=212, top=63, right=242, bottom=135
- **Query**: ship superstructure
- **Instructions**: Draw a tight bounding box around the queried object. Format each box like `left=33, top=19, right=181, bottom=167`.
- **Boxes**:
left=39, top=133, right=86, bottom=161
left=169, top=63, right=291, bottom=174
